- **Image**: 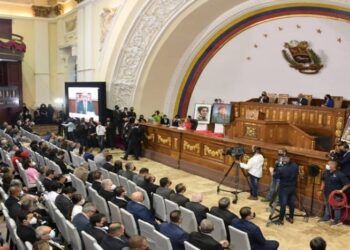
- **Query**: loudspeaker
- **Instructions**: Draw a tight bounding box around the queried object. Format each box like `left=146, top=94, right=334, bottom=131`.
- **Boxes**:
left=308, top=164, right=320, bottom=177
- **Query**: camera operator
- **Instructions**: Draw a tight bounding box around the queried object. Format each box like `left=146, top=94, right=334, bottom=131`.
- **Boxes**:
left=236, top=146, right=264, bottom=200
left=273, top=156, right=299, bottom=225
left=333, top=143, right=350, bottom=179
left=262, top=148, right=288, bottom=202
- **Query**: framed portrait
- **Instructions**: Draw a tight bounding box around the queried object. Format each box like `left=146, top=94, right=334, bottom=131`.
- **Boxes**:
left=194, top=104, right=212, bottom=124
left=211, top=103, right=232, bottom=124
left=341, top=116, right=350, bottom=143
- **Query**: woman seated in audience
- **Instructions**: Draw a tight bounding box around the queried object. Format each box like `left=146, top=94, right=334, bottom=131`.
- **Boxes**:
left=23, top=158, right=40, bottom=186
left=321, top=94, right=334, bottom=108
left=71, top=193, right=85, bottom=220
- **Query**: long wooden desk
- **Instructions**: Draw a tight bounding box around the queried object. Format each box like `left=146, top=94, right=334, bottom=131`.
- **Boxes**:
left=143, top=123, right=328, bottom=211
left=231, top=101, right=350, bottom=145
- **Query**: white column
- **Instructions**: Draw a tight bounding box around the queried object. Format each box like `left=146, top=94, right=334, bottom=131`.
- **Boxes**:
left=76, top=6, right=85, bottom=81
left=34, top=20, right=51, bottom=106
left=84, top=3, right=94, bottom=80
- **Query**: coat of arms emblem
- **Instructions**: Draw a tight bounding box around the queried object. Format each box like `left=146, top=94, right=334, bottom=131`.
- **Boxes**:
left=282, top=40, right=323, bottom=74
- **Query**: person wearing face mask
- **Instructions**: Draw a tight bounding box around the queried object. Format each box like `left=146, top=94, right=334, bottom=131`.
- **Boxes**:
left=17, top=212, right=37, bottom=244
left=231, top=207, right=279, bottom=250
left=318, top=160, right=350, bottom=225
left=23, top=158, right=40, bottom=186
left=5, top=184, right=27, bottom=222
left=72, top=202, right=96, bottom=232
left=262, top=148, right=288, bottom=202
left=34, top=226, right=63, bottom=250
left=85, top=213, right=108, bottom=244
left=99, top=179, right=117, bottom=201
left=71, top=193, right=85, bottom=220
left=273, top=156, right=299, bottom=225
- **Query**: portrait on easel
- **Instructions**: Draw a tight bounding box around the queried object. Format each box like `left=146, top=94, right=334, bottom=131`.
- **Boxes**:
left=194, top=104, right=212, bottom=124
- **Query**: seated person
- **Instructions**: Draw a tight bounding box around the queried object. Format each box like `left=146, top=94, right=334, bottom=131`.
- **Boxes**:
left=172, top=115, right=181, bottom=127
left=71, top=193, right=85, bottom=220
left=296, top=93, right=308, bottom=106
left=85, top=213, right=108, bottom=244
left=169, top=183, right=190, bottom=207
left=140, top=174, right=159, bottom=200
left=189, top=219, right=229, bottom=250
left=129, top=235, right=148, bottom=250
left=72, top=203, right=96, bottom=231
left=91, top=171, right=103, bottom=192
left=156, top=177, right=175, bottom=199
left=258, top=91, right=269, bottom=103
left=310, top=237, right=326, bottom=250
left=120, top=162, right=137, bottom=180
left=231, top=207, right=279, bottom=250
left=132, top=167, right=149, bottom=186
left=160, top=114, right=170, bottom=125
left=73, top=162, right=89, bottom=183
left=185, top=193, right=209, bottom=225
left=55, top=186, right=76, bottom=220
left=98, top=179, right=117, bottom=201
left=159, top=210, right=188, bottom=250
left=42, top=169, right=55, bottom=192
left=100, top=223, right=128, bottom=250
left=322, top=94, right=334, bottom=108
left=210, top=197, right=238, bottom=238
left=126, top=191, right=159, bottom=228
left=17, top=212, right=37, bottom=244
left=111, top=186, right=129, bottom=209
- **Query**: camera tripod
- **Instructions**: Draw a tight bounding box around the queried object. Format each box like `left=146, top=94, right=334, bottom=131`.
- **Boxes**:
left=217, top=156, right=251, bottom=203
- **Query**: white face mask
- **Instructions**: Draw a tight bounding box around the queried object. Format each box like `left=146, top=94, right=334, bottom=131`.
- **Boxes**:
left=30, top=217, right=37, bottom=225
left=19, top=191, right=24, bottom=196
left=110, top=184, right=116, bottom=191
left=49, top=229, right=56, bottom=239
left=325, top=164, right=331, bottom=171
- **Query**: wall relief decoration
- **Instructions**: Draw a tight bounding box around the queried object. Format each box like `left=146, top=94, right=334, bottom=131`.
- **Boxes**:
left=282, top=40, right=323, bottom=74
left=100, top=7, right=118, bottom=51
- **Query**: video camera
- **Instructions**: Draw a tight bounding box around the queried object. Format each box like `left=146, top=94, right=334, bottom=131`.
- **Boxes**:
left=223, top=146, right=245, bottom=159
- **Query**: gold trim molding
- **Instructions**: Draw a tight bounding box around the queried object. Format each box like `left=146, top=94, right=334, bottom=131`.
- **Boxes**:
left=146, top=133, right=155, bottom=143
left=157, top=135, right=171, bottom=146
left=203, top=145, right=223, bottom=159
left=183, top=140, right=200, bottom=154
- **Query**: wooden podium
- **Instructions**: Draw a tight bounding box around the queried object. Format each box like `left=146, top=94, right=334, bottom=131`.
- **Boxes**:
left=231, top=109, right=315, bottom=149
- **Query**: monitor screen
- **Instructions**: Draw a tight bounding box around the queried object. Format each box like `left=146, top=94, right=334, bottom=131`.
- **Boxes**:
left=65, top=82, right=106, bottom=122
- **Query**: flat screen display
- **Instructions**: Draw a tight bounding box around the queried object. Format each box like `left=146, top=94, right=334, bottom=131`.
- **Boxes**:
left=65, top=82, right=106, bottom=122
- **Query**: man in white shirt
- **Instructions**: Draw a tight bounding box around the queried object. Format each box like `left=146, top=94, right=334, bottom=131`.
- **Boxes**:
left=237, top=146, right=264, bottom=200
left=96, top=122, right=106, bottom=152
left=47, top=181, right=63, bottom=203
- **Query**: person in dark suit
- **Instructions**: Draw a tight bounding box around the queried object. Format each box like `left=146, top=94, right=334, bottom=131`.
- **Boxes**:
left=54, top=151, right=71, bottom=175
left=156, top=177, right=175, bottom=199
left=111, top=186, right=129, bottom=209
left=336, top=143, right=350, bottom=179
left=159, top=210, right=188, bottom=250
left=72, top=203, right=96, bottom=231
left=121, top=120, right=144, bottom=160
left=76, top=93, right=95, bottom=114
left=273, top=156, right=299, bottom=225
left=5, top=185, right=26, bottom=222
left=185, top=193, right=209, bottom=225
left=297, top=93, right=308, bottom=106
left=140, top=174, right=159, bottom=200
left=132, top=168, right=149, bottom=186
left=189, top=219, right=229, bottom=250
left=258, top=91, right=269, bottom=103
left=85, top=213, right=108, bottom=244
left=100, top=223, right=128, bottom=250
left=126, top=191, right=159, bottom=228
left=103, top=155, right=118, bottom=173
left=91, top=170, right=103, bottom=192
left=42, top=169, right=55, bottom=191
left=169, top=183, right=190, bottom=207
left=210, top=197, right=238, bottom=240
left=17, top=212, right=37, bottom=244
left=55, top=186, right=76, bottom=220
left=160, top=114, right=170, bottom=126
left=98, top=179, right=116, bottom=201
left=231, top=207, right=279, bottom=250
left=120, top=162, right=137, bottom=180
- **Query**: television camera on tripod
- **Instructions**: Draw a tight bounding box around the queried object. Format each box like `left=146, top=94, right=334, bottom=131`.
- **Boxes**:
left=217, top=145, right=251, bottom=203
